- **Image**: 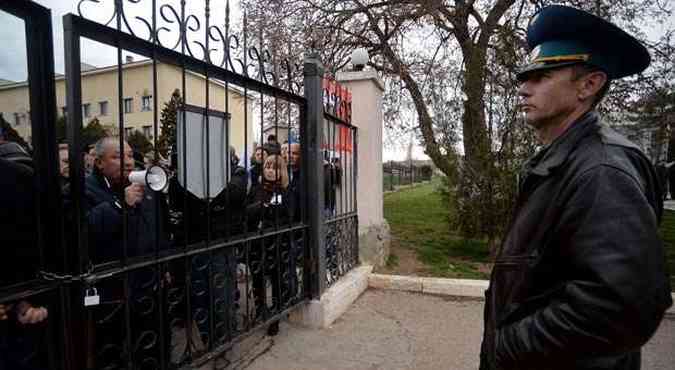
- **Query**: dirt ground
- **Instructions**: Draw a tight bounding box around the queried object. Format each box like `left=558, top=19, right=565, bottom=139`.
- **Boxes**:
left=373, top=237, right=427, bottom=276
left=374, top=237, right=493, bottom=277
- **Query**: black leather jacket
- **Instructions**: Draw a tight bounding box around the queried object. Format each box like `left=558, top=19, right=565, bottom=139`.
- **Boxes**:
left=480, top=111, right=673, bottom=370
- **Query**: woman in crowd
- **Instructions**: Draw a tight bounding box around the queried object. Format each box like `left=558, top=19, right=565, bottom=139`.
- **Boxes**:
left=245, top=154, right=296, bottom=335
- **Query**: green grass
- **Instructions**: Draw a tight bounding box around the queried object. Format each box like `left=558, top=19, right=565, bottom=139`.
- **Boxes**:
left=385, top=181, right=674, bottom=286
left=384, top=179, right=490, bottom=279
left=658, top=210, right=675, bottom=289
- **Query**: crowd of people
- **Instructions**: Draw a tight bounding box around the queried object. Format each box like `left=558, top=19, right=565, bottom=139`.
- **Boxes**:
left=0, top=127, right=49, bottom=370
left=0, top=128, right=347, bottom=368
left=4, top=4, right=675, bottom=370
left=77, top=134, right=317, bottom=366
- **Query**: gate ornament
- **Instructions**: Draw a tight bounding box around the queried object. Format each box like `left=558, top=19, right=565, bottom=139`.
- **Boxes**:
left=76, top=0, right=303, bottom=93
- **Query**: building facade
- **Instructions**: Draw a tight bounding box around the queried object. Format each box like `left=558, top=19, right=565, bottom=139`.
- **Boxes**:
left=0, top=58, right=253, bottom=158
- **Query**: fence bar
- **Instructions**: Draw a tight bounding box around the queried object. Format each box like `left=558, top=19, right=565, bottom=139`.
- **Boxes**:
left=19, top=3, right=65, bottom=369
left=303, top=52, right=326, bottom=298
left=63, top=14, right=90, bottom=370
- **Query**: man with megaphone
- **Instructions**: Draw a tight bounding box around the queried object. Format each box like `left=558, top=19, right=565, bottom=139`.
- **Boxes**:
left=82, top=137, right=169, bottom=263
left=68, top=136, right=171, bottom=368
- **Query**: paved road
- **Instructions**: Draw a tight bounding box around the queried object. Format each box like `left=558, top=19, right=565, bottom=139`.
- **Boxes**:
left=245, top=289, right=675, bottom=370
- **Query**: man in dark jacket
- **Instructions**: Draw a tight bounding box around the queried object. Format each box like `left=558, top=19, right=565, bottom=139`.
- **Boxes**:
left=250, top=146, right=267, bottom=188
left=77, top=137, right=169, bottom=368
left=480, top=6, right=673, bottom=370
left=0, top=137, right=49, bottom=370
left=166, top=145, right=248, bottom=345
left=84, top=137, right=164, bottom=263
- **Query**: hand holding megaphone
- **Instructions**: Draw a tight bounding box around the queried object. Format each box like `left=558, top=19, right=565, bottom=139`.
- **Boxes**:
left=124, top=183, right=145, bottom=207
left=128, top=165, right=169, bottom=192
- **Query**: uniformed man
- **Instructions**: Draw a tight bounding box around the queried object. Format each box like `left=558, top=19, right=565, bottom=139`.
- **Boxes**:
left=480, top=6, right=673, bottom=370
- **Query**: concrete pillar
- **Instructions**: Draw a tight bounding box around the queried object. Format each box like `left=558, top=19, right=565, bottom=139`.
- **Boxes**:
left=336, top=70, right=390, bottom=267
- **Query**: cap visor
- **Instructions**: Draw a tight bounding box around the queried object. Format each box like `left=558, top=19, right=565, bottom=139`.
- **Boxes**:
left=516, top=61, right=582, bottom=82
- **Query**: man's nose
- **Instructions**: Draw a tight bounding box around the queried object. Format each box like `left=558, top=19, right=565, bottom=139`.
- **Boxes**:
left=518, top=82, right=531, bottom=99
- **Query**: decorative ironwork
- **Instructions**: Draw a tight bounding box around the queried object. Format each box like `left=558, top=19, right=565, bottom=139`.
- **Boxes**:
left=322, top=90, right=359, bottom=287
left=88, top=269, right=167, bottom=369
left=76, top=0, right=303, bottom=93
left=63, top=0, right=313, bottom=364
left=1, top=1, right=360, bottom=368
left=325, top=215, right=359, bottom=287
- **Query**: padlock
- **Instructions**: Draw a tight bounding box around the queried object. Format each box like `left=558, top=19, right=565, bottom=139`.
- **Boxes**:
left=84, top=287, right=100, bottom=307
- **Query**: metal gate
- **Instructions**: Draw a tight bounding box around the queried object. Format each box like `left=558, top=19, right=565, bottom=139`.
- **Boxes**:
left=0, top=0, right=364, bottom=369
left=0, top=1, right=65, bottom=369
left=322, top=77, right=359, bottom=289
left=61, top=0, right=313, bottom=367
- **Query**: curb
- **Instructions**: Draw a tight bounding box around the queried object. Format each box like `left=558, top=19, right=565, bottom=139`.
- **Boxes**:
left=369, top=274, right=488, bottom=298
left=290, top=265, right=373, bottom=329
left=368, top=274, right=675, bottom=316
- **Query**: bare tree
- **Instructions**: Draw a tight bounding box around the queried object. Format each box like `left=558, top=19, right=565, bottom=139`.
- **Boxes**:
left=241, top=0, right=674, bottom=245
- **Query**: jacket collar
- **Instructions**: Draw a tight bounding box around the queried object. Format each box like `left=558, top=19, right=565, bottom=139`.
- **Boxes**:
left=526, top=110, right=600, bottom=177
left=91, top=167, right=125, bottom=195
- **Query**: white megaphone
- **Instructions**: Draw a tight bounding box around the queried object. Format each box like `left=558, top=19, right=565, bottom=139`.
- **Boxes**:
left=128, top=165, right=168, bottom=192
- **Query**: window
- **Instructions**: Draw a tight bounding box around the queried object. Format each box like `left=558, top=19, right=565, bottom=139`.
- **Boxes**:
left=123, top=98, right=133, bottom=113
left=142, top=125, right=152, bottom=138
left=124, top=127, right=134, bottom=137
left=82, top=103, right=91, bottom=118
left=99, top=101, right=108, bottom=116
left=141, top=95, right=152, bottom=111
left=14, top=112, right=20, bottom=126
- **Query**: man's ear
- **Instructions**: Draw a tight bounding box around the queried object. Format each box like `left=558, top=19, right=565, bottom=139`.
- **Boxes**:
left=94, top=156, right=103, bottom=170
left=578, top=71, right=607, bottom=101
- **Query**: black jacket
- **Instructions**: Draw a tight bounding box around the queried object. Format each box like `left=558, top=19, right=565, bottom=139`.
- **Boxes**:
left=0, top=157, right=37, bottom=286
left=246, top=183, right=293, bottom=232
left=0, top=149, right=47, bottom=370
left=82, top=170, right=167, bottom=265
left=480, top=111, right=673, bottom=370
left=250, top=163, right=263, bottom=188
left=169, top=165, right=248, bottom=244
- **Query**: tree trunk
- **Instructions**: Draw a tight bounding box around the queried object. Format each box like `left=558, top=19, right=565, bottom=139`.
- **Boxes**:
left=461, top=47, right=491, bottom=174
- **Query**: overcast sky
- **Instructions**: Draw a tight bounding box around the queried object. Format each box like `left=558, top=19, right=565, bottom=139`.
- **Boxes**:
left=1, top=1, right=673, bottom=161
left=0, top=0, right=244, bottom=81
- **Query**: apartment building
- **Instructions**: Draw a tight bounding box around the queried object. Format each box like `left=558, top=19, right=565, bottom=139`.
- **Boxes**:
left=0, top=58, right=253, bottom=157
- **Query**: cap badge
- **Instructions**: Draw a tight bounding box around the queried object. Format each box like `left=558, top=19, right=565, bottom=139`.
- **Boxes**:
left=528, top=45, right=542, bottom=63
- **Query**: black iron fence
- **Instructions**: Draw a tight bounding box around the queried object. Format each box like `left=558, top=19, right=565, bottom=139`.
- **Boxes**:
left=0, top=1, right=358, bottom=369
left=322, top=77, right=358, bottom=288
left=383, top=161, right=433, bottom=191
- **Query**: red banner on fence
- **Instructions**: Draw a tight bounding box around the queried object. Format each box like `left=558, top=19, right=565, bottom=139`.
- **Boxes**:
left=323, top=77, right=352, bottom=123
left=322, top=123, right=353, bottom=153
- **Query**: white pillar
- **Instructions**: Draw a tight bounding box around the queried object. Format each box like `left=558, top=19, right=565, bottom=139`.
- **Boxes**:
left=337, top=70, right=389, bottom=267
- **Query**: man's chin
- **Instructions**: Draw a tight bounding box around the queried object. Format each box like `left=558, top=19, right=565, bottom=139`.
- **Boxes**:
left=523, top=113, right=543, bottom=128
